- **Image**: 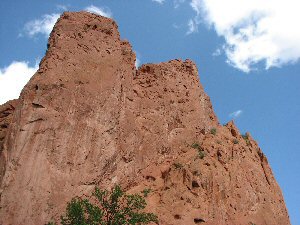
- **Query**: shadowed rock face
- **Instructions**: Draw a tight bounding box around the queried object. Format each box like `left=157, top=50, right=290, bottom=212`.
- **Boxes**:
left=0, top=12, right=290, bottom=225
left=0, top=100, right=19, bottom=183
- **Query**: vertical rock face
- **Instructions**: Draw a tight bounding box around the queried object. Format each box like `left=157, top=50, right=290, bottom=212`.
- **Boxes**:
left=0, top=12, right=290, bottom=225
left=0, top=100, right=18, bottom=183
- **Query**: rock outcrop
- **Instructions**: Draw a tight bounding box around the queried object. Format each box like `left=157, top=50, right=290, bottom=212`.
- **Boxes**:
left=0, top=100, right=18, bottom=183
left=0, top=12, right=290, bottom=225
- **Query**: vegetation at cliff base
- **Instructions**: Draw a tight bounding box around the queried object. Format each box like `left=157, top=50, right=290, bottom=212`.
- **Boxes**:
left=47, top=185, right=158, bottom=225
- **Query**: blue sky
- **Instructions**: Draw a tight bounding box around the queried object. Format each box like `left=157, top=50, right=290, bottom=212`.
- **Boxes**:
left=0, top=0, right=299, bottom=224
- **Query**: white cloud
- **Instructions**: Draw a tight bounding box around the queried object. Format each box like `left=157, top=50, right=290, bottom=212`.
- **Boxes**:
left=172, top=23, right=181, bottom=29
left=0, top=61, right=38, bottom=104
left=186, top=19, right=198, bottom=35
left=134, top=51, right=141, bottom=68
left=190, top=0, right=300, bottom=72
left=23, top=13, right=60, bottom=38
left=174, top=0, right=185, bottom=8
left=22, top=5, right=112, bottom=39
left=84, top=5, right=112, bottom=18
left=212, top=48, right=222, bottom=57
left=152, top=0, right=165, bottom=4
left=135, top=57, right=141, bottom=69
left=229, top=110, right=243, bottom=118
left=56, top=4, right=68, bottom=11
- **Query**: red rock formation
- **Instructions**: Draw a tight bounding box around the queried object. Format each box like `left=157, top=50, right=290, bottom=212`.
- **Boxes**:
left=0, top=100, right=18, bottom=183
left=0, top=12, right=290, bottom=225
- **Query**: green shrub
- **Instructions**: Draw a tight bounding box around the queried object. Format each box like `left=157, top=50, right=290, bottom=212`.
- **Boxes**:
left=242, top=133, right=248, bottom=140
left=191, top=142, right=205, bottom=159
left=173, top=162, right=183, bottom=169
left=48, top=185, right=158, bottom=225
left=242, top=133, right=250, bottom=146
left=198, top=150, right=205, bottom=159
left=210, top=128, right=217, bottom=135
left=233, top=139, right=239, bottom=144
left=142, top=188, right=151, bottom=197
left=191, top=142, right=201, bottom=150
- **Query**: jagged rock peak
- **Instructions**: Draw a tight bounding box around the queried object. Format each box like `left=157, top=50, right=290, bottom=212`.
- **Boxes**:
left=0, top=12, right=290, bottom=225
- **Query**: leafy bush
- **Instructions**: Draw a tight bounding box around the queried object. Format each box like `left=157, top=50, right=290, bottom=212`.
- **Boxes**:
left=210, top=128, right=217, bottom=135
left=141, top=188, right=152, bottom=197
left=233, top=139, right=239, bottom=144
left=191, top=142, right=201, bottom=150
left=198, top=150, right=205, bottom=159
left=173, top=162, right=183, bottom=169
left=242, top=133, right=248, bottom=140
left=191, top=142, right=205, bottom=159
left=48, top=185, right=158, bottom=225
left=242, top=133, right=250, bottom=146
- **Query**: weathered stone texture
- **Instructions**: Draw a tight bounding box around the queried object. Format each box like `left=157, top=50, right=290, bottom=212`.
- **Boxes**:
left=0, top=12, right=290, bottom=225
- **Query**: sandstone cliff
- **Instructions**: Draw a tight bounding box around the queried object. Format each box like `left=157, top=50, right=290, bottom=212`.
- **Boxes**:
left=0, top=12, right=290, bottom=225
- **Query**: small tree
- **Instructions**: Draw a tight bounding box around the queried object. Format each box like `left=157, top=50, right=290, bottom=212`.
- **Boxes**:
left=49, top=186, right=158, bottom=225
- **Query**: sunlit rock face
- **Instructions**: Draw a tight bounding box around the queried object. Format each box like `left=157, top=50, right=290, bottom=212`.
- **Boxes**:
left=0, top=12, right=290, bottom=225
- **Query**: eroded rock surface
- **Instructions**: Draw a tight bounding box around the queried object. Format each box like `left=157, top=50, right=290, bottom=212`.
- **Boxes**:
left=0, top=100, right=18, bottom=183
left=0, top=12, right=290, bottom=225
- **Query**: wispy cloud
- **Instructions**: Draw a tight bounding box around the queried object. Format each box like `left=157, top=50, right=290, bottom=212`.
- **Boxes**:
left=189, top=0, right=300, bottom=72
left=172, top=23, right=181, bottom=29
left=135, top=57, right=141, bottom=69
left=229, top=110, right=243, bottom=118
left=22, top=5, right=112, bottom=38
left=56, top=4, right=68, bottom=11
left=152, top=0, right=165, bottom=4
left=174, top=0, right=185, bottom=8
left=0, top=61, right=38, bottom=104
left=186, top=19, right=198, bottom=35
left=84, top=5, right=112, bottom=18
left=134, top=51, right=141, bottom=68
left=212, top=48, right=222, bottom=57
left=23, top=13, right=60, bottom=38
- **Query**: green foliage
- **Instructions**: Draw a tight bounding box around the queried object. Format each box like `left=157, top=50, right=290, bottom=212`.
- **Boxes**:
left=233, top=139, right=239, bottom=144
left=242, top=133, right=248, bottom=140
left=173, top=162, right=183, bottom=169
left=141, top=188, right=151, bottom=197
left=61, top=198, right=102, bottom=225
left=191, top=142, right=201, bottom=150
left=210, top=128, right=217, bottom=135
left=242, top=133, right=250, bottom=146
left=198, top=150, right=205, bottom=159
left=50, top=185, right=158, bottom=225
left=191, top=142, right=205, bottom=159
